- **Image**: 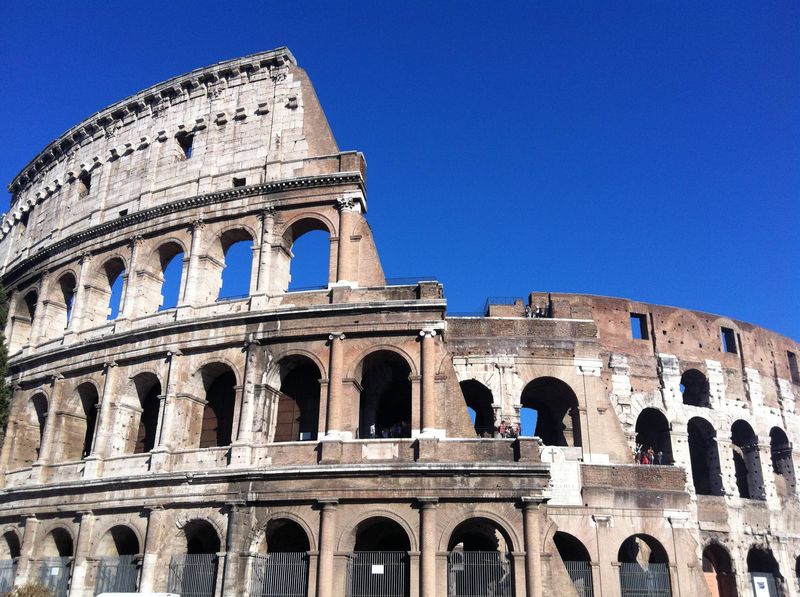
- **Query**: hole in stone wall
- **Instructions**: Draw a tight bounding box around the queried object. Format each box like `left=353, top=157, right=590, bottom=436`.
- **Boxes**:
left=177, top=132, right=194, bottom=159
left=721, top=327, right=737, bottom=354
left=788, top=351, right=800, bottom=385
left=232, top=177, right=246, bottom=187
left=630, top=313, right=649, bottom=340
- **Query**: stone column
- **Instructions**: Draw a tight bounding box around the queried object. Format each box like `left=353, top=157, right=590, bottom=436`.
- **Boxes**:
left=335, top=197, right=358, bottom=285
left=418, top=498, right=438, bottom=597
left=119, top=235, right=143, bottom=319
left=67, top=511, right=95, bottom=597
left=14, top=515, right=39, bottom=587
left=180, top=219, right=205, bottom=307
left=67, top=251, right=93, bottom=334
left=151, top=351, right=181, bottom=472
left=139, top=506, right=167, bottom=592
left=253, top=208, right=274, bottom=295
left=221, top=502, right=245, bottom=596
left=83, top=362, right=119, bottom=479
left=419, top=329, right=438, bottom=436
left=234, top=342, right=259, bottom=443
left=315, top=499, right=338, bottom=597
left=521, top=498, right=543, bottom=597
left=36, top=374, right=64, bottom=467
left=28, top=272, right=50, bottom=346
left=325, top=333, right=346, bottom=437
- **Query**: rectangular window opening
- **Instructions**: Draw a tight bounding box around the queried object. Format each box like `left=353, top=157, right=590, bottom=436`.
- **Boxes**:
left=119, top=209, right=128, bottom=217
left=630, top=313, right=649, bottom=340
left=721, top=327, right=738, bottom=354
left=233, top=177, right=246, bottom=187
left=788, top=351, right=800, bottom=385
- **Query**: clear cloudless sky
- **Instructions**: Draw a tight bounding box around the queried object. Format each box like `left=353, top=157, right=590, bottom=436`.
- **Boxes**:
left=1, top=1, right=798, bottom=339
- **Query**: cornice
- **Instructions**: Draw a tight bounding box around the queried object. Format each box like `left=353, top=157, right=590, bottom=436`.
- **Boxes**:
left=1, top=171, right=363, bottom=287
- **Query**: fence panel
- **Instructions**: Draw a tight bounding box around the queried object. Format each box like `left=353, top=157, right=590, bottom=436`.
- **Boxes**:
left=447, top=550, right=515, bottom=597
left=619, top=562, right=671, bottom=597
left=750, top=573, right=778, bottom=597
left=250, top=552, right=309, bottom=597
left=0, top=559, right=15, bottom=594
left=564, top=561, right=593, bottom=597
left=167, top=553, right=218, bottom=597
left=346, top=551, right=409, bottom=597
left=95, top=554, right=139, bottom=594
left=37, top=557, right=72, bottom=597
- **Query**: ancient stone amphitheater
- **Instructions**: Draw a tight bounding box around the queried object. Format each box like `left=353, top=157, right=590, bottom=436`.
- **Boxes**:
left=0, top=47, right=797, bottom=597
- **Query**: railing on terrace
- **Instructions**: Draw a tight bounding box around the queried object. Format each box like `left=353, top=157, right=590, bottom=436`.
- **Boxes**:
left=215, top=293, right=250, bottom=302
left=287, top=284, right=328, bottom=292
left=250, top=552, right=309, bottom=597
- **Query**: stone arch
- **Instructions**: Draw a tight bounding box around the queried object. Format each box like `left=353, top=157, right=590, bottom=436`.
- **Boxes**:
left=769, top=426, right=796, bottom=497
left=84, top=255, right=128, bottom=326
left=618, top=534, right=670, bottom=564
left=255, top=518, right=312, bottom=554
left=348, top=344, right=419, bottom=379
left=460, top=379, right=495, bottom=437
left=701, top=542, right=737, bottom=597
left=438, top=510, right=520, bottom=554
left=0, top=529, right=21, bottom=559
left=57, top=381, right=100, bottom=462
left=43, top=270, right=78, bottom=339
left=95, top=524, right=141, bottom=557
left=447, top=516, right=515, bottom=553
left=747, top=545, right=784, bottom=595
left=174, top=519, right=222, bottom=555
left=355, top=349, right=413, bottom=439
left=127, top=371, right=163, bottom=454
left=8, top=287, right=39, bottom=352
left=553, top=531, right=591, bottom=562
left=635, top=407, right=673, bottom=464
left=338, top=510, right=417, bottom=553
left=211, top=226, right=256, bottom=301
left=688, top=417, right=723, bottom=496
left=279, top=213, right=336, bottom=241
left=138, top=239, right=187, bottom=314
left=283, top=215, right=334, bottom=291
left=271, top=354, right=322, bottom=442
left=247, top=511, right=317, bottom=553
left=10, top=392, right=48, bottom=468
left=195, top=362, right=238, bottom=448
left=264, top=348, right=327, bottom=388
left=731, top=420, right=765, bottom=500
left=520, top=376, right=581, bottom=447
left=36, top=525, right=74, bottom=558
left=681, top=369, right=711, bottom=407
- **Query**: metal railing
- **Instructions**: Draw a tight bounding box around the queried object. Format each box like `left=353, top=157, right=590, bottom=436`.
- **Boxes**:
left=95, top=554, right=139, bottom=594
left=167, top=553, right=218, bottom=597
left=564, top=561, right=594, bottom=597
left=447, top=550, right=515, bottom=597
left=287, top=284, right=328, bottom=292
left=216, top=293, right=250, bottom=302
left=0, top=559, right=15, bottom=594
left=37, top=557, right=72, bottom=597
left=346, top=551, right=409, bottom=597
left=250, top=552, right=309, bottom=597
left=619, top=562, right=671, bottom=597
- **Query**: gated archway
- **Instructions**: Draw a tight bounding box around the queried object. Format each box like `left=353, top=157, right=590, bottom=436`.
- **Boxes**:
left=94, top=525, right=141, bottom=594
left=36, top=527, right=74, bottom=597
left=0, top=531, right=20, bottom=593
left=617, top=534, right=671, bottom=597
left=347, top=517, right=411, bottom=597
left=250, top=518, right=311, bottom=597
left=554, top=532, right=593, bottom=597
left=747, top=547, right=784, bottom=597
left=447, top=517, right=515, bottom=597
left=168, top=520, right=221, bottom=597
left=357, top=351, right=412, bottom=439
left=273, top=356, right=322, bottom=442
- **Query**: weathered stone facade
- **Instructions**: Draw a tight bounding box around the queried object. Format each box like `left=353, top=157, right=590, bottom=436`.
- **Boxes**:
left=0, top=48, right=797, bottom=597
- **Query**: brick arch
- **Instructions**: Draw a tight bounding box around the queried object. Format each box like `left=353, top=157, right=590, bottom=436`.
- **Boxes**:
left=336, top=509, right=418, bottom=552
left=437, top=510, right=520, bottom=553
left=347, top=344, right=419, bottom=380
left=264, top=348, right=327, bottom=388
left=279, top=212, right=336, bottom=241
left=91, top=521, right=144, bottom=557
left=0, top=528, right=21, bottom=559
left=245, top=511, right=317, bottom=553
left=190, top=358, right=242, bottom=390
left=172, top=513, right=226, bottom=553
left=35, top=523, right=76, bottom=558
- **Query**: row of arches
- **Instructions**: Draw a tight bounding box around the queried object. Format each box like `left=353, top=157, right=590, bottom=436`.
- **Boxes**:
left=6, top=220, right=333, bottom=353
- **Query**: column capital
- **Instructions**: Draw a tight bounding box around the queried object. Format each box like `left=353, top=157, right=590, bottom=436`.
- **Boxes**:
left=419, top=328, right=437, bottom=338
left=317, top=498, right=339, bottom=511
left=128, top=234, right=144, bottom=248
left=336, top=194, right=362, bottom=212
left=167, top=348, right=183, bottom=358
left=520, top=497, right=545, bottom=511
left=79, top=250, right=93, bottom=264
left=328, top=332, right=346, bottom=342
left=417, top=497, right=439, bottom=508
left=191, top=218, right=206, bottom=231
left=258, top=206, right=277, bottom=220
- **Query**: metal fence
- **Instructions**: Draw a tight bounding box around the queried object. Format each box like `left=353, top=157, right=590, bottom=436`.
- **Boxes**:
left=346, top=551, right=409, bottom=597
left=751, top=573, right=778, bottom=597
left=564, top=561, right=593, bottom=597
left=95, top=554, right=139, bottom=594
left=619, top=562, right=671, bottom=597
left=0, top=559, right=15, bottom=594
left=250, top=552, right=309, bottom=597
left=167, top=553, right=218, bottom=597
left=447, top=550, right=515, bottom=597
left=37, top=557, right=72, bottom=597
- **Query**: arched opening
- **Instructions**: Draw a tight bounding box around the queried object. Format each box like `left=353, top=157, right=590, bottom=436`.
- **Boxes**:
left=520, top=377, right=581, bottom=447
left=105, top=258, right=126, bottom=321
left=681, top=369, right=711, bottom=407
left=217, top=230, right=254, bottom=300
left=273, top=356, right=321, bottom=442
left=553, top=532, right=593, bottom=597
left=447, top=517, right=514, bottom=597
left=635, top=408, right=673, bottom=464
left=36, top=528, right=73, bottom=597
left=348, top=517, right=410, bottom=597
left=198, top=364, right=236, bottom=448
left=168, top=520, right=220, bottom=597
left=357, top=351, right=412, bottom=439
left=131, top=373, right=162, bottom=454
left=731, top=420, right=765, bottom=500
left=81, top=257, right=126, bottom=327
left=747, top=547, right=784, bottom=597
left=0, top=531, right=20, bottom=594
left=79, top=384, right=99, bottom=458
left=702, top=543, right=737, bottom=597
left=250, top=519, right=311, bottom=597
left=769, top=427, right=796, bottom=498
left=618, top=534, right=671, bottom=597
left=287, top=228, right=330, bottom=291
left=56, top=273, right=77, bottom=331
left=95, top=525, right=140, bottom=594
left=460, top=380, right=495, bottom=437
left=10, top=394, right=48, bottom=468
left=8, top=289, right=38, bottom=352
left=57, top=383, right=99, bottom=462
left=688, top=417, right=723, bottom=496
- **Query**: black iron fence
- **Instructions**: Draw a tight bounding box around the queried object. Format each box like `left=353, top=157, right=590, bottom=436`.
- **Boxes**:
left=250, top=552, right=309, bottom=597
left=95, top=554, right=139, bottom=594
left=0, top=559, right=15, bottom=594
left=564, top=561, right=593, bottom=597
left=167, top=553, right=218, bottom=597
left=37, top=557, right=71, bottom=597
left=346, top=551, right=409, bottom=597
left=619, top=562, right=671, bottom=597
left=447, top=550, right=514, bottom=597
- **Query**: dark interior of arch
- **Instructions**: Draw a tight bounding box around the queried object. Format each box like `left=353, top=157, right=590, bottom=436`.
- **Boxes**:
left=634, top=408, right=673, bottom=463
left=22, top=291, right=37, bottom=321
left=747, top=548, right=781, bottom=576
left=274, top=358, right=320, bottom=442
left=185, top=520, right=221, bottom=554
left=31, top=394, right=48, bottom=455
left=354, top=518, right=410, bottom=551
left=265, top=519, right=310, bottom=552
left=681, top=369, right=711, bottom=407
left=358, top=351, right=412, bottom=439
left=618, top=535, right=668, bottom=565
left=731, top=420, right=765, bottom=500
left=108, top=525, right=140, bottom=555
left=448, top=518, right=508, bottom=552
left=460, top=380, right=494, bottom=436
left=702, top=544, right=733, bottom=574
left=134, top=374, right=162, bottom=453
left=2, top=531, right=21, bottom=559
left=769, top=427, right=796, bottom=497
left=688, top=417, right=723, bottom=496
left=78, top=383, right=99, bottom=458
left=520, top=377, right=581, bottom=447
left=200, top=366, right=236, bottom=448
left=58, top=274, right=76, bottom=322
left=49, top=528, right=74, bottom=557
left=553, top=531, right=591, bottom=562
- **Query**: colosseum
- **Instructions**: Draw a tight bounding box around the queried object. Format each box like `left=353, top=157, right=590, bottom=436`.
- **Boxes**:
left=0, top=47, right=797, bottom=597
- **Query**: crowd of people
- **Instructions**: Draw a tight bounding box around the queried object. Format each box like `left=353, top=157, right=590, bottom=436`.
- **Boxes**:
left=368, top=421, right=411, bottom=439
left=634, top=444, right=665, bottom=465
left=477, top=420, right=522, bottom=438
left=524, top=304, right=550, bottom=318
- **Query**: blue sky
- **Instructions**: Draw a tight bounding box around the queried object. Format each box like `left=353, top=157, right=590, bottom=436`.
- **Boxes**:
left=2, top=1, right=798, bottom=340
